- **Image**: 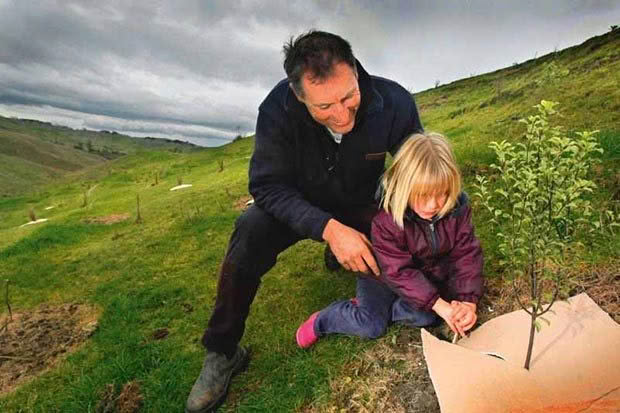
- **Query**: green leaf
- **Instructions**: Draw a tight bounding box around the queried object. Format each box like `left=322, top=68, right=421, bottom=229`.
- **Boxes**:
left=495, top=189, right=509, bottom=198
left=539, top=317, right=551, bottom=327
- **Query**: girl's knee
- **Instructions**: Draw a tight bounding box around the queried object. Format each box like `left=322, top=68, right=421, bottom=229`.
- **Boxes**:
left=357, top=315, right=388, bottom=339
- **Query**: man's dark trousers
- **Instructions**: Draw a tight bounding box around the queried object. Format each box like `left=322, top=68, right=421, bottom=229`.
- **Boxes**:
left=202, top=203, right=378, bottom=358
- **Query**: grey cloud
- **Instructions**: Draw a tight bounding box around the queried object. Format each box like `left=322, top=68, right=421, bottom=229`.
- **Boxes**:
left=0, top=1, right=305, bottom=143
left=1, top=1, right=619, bottom=146
left=0, top=1, right=309, bottom=87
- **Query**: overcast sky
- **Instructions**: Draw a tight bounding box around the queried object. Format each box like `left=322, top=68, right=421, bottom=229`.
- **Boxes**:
left=1, top=1, right=618, bottom=146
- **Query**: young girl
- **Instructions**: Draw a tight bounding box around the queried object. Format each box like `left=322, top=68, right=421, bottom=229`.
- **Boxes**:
left=296, top=132, right=484, bottom=348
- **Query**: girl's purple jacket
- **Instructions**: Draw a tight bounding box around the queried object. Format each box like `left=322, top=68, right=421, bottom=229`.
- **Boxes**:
left=371, top=192, right=484, bottom=312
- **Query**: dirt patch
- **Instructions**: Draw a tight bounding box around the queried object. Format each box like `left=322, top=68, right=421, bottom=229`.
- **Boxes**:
left=460, top=161, right=491, bottom=179
left=233, top=195, right=254, bottom=211
left=85, top=213, right=131, bottom=225
left=181, top=303, right=194, bottom=313
left=96, top=381, right=143, bottom=413
left=118, top=381, right=143, bottom=413
left=0, top=303, right=99, bottom=395
left=97, top=384, right=118, bottom=413
left=301, top=261, right=619, bottom=412
left=152, top=327, right=169, bottom=340
left=300, top=328, right=439, bottom=413
left=566, top=261, right=620, bottom=323
left=479, top=260, right=620, bottom=324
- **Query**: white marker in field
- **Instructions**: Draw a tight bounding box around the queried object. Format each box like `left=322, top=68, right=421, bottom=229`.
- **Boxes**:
left=170, top=184, right=193, bottom=191
left=20, top=219, right=49, bottom=227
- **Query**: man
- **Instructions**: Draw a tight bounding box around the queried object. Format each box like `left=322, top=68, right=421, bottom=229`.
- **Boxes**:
left=186, top=30, right=422, bottom=412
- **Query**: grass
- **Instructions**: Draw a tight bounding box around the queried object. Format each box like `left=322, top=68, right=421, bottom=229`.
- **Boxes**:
left=0, top=136, right=374, bottom=412
left=0, top=29, right=619, bottom=412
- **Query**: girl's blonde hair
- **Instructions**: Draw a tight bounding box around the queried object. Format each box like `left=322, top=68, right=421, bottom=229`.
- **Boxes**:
left=381, top=132, right=461, bottom=228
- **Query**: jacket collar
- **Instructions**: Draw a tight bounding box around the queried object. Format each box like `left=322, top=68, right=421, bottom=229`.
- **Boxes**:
left=283, top=59, right=384, bottom=129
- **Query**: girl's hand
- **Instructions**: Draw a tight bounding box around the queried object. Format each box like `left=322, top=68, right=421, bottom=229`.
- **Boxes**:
left=451, top=301, right=477, bottom=334
left=432, top=298, right=459, bottom=336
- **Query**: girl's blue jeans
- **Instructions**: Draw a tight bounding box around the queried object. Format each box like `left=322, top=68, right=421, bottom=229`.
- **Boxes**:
left=314, top=276, right=438, bottom=339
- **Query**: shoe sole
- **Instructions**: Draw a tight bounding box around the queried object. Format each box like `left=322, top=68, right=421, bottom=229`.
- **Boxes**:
left=295, top=326, right=307, bottom=348
left=185, top=347, right=250, bottom=413
left=296, top=313, right=319, bottom=348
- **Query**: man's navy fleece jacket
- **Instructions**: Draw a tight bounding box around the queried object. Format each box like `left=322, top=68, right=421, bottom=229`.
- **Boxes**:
left=249, top=60, right=423, bottom=241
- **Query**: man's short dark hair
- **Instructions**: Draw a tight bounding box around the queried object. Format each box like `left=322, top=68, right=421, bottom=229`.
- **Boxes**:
left=283, top=30, right=357, bottom=98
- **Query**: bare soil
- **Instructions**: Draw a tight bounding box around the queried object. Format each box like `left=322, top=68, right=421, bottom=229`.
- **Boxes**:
left=302, top=261, right=620, bottom=412
left=233, top=195, right=253, bottom=211
left=96, top=381, right=143, bottom=413
left=479, top=260, right=620, bottom=324
left=84, top=213, right=131, bottom=225
left=117, top=381, right=143, bottom=413
left=0, top=303, right=99, bottom=395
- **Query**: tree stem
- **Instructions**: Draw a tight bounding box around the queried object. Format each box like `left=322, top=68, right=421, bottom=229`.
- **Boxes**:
left=524, top=308, right=537, bottom=370
left=4, top=279, right=11, bottom=321
left=1, top=279, right=11, bottom=334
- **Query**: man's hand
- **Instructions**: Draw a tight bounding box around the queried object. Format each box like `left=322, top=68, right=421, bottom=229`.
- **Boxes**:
left=322, top=219, right=380, bottom=276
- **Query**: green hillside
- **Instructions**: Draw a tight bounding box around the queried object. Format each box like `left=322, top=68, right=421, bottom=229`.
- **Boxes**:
left=0, top=116, right=200, bottom=197
left=0, top=29, right=618, bottom=412
left=416, top=28, right=619, bottom=169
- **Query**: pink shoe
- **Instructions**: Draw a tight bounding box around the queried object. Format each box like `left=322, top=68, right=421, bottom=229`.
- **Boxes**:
left=296, top=312, right=319, bottom=348
left=350, top=297, right=359, bottom=306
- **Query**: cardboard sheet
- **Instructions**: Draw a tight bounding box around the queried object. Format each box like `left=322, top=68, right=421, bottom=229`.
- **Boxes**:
left=422, top=293, right=620, bottom=412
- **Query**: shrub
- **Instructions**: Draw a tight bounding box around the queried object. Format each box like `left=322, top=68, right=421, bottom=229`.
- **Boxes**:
left=536, top=62, right=569, bottom=86
left=474, top=100, right=618, bottom=369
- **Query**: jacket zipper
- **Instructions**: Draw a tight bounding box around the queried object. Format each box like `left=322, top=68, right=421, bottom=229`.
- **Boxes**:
left=323, top=128, right=340, bottom=174
left=428, top=222, right=439, bottom=255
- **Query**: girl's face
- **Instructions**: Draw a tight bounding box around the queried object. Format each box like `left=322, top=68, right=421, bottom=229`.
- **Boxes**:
left=409, top=192, right=448, bottom=220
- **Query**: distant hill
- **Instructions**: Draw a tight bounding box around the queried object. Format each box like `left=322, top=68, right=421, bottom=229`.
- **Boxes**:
left=414, top=28, right=619, bottom=172
left=0, top=116, right=200, bottom=197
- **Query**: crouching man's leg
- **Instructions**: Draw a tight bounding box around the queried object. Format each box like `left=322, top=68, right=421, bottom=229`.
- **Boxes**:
left=186, top=205, right=301, bottom=413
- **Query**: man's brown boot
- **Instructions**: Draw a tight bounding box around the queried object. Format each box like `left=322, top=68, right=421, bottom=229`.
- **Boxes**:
left=185, top=346, right=249, bottom=413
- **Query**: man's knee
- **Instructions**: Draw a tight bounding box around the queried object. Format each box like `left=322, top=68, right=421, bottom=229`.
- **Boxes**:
left=227, top=206, right=299, bottom=267
left=232, top=206, right=283, bottom=245
left=235, top=205, right=274, bottom=231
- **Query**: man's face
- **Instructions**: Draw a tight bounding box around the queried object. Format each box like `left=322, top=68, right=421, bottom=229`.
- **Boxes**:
left=295, top=62, right=361, bottom=134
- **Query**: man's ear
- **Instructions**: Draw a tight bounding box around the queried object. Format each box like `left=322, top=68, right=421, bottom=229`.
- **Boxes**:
left=289, top=83, right=304, bottom=102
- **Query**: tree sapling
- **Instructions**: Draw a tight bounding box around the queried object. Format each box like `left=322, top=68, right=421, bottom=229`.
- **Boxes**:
left=28, top=208, right=36, bottom=222
left=135, top=194, right=143, bottom=224
left=474, top=100, right=619, bottom=369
